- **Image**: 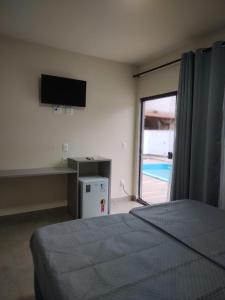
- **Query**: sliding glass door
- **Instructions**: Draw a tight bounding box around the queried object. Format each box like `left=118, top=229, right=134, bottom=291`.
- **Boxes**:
left=138, top=92, right=177, bottom=205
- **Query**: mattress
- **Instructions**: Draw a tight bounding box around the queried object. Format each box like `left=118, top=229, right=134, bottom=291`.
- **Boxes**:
left=30, top=201, right=225, bottom=300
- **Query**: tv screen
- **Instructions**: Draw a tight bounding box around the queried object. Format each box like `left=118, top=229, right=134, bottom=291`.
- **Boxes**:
left=41, top=74, right=86, bottom=107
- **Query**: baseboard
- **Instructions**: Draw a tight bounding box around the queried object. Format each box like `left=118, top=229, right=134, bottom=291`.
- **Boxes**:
left=0, top=200, right=67, bottom=216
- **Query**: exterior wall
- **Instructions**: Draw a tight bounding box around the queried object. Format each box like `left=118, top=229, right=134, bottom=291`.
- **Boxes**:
left=143, top=130, right=174, bottom=156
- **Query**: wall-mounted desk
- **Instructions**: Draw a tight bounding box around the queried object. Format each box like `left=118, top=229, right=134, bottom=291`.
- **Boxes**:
left=0, top=167, right=77, bottom=178
left=0, top=158, right=111, bottom=218
left=0, top=167, right=78, bottom=217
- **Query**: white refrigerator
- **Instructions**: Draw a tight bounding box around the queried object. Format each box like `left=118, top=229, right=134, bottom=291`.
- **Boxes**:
left=79, top=176, right=109, bottom=218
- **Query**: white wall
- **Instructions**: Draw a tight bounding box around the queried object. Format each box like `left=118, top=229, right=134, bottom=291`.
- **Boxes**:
left=0, top=37, right=136, bottom=214
left=143, top=130, right=174, bottom=156
left=143, top=96, right=176, bottom=156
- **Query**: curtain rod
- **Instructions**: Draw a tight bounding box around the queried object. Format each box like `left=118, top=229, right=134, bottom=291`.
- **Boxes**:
left=133, top=42, right=225, bottom=78
left=133, top=58, right=181, bottom=78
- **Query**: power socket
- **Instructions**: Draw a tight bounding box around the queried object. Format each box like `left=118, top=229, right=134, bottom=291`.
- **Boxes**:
left=53, top=106, right=62, bottom=114
left=120, top=179, right=125, bottom=188
left=62, top=143, right=69, bottom=161
left=62, top=143, right=69, bottom=153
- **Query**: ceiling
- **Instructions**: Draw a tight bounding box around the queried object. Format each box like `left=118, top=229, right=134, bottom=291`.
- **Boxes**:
left=1, top=0, right=225, bottom=65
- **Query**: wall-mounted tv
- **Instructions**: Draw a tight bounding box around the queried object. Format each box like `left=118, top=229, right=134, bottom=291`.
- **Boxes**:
left=41, top=74, right=86, bottom=107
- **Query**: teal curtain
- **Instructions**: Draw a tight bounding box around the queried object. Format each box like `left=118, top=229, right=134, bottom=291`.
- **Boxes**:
left=171, top=41, right=225, bottom=207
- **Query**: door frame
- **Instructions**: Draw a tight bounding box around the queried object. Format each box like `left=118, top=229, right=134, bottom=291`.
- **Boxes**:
left=138, top=91, right=177, bottom=202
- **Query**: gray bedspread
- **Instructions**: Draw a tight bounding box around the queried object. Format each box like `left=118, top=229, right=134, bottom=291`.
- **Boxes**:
left=131, top=200, right=225, bottom=269
left=30, top=201, right=225, bottom=300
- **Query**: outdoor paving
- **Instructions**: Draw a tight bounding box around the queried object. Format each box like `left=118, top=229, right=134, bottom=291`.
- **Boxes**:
left=142, top=175, right=169, bottom=204
left=141, top=156, right=171, bottom=205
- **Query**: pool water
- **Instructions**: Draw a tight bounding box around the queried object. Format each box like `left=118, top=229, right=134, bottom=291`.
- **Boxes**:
left=143, top=163, right=172, bottom=182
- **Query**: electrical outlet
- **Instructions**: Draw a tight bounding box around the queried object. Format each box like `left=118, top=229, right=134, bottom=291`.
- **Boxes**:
left=121, top=141, right=127, bottom=150
left=62, top=143, right=69, bottom=161
left=120, top=179, right=125, bottom=188
left=62, top=143, right=69, bottom=153
left=53, top=106, right=62, bottom=114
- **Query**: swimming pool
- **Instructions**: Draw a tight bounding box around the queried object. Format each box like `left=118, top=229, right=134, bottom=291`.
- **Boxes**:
left=142, top=163, right=172, bottom=182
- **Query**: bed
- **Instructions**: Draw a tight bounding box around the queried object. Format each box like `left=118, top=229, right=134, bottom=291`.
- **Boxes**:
left=30, top=200, right=225, bottom=299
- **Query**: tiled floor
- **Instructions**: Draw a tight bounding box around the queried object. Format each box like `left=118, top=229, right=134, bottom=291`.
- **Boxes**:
left=0, top=198, right=142, bottom=300
left=111, top=197, right=142, bottom=213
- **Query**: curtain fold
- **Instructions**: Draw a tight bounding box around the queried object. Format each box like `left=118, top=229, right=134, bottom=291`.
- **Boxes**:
left=219, top=92, right=225, bottom=208
left=171, top=41, right=225, bottom=207
left=171, top=52, right=194, bottom=200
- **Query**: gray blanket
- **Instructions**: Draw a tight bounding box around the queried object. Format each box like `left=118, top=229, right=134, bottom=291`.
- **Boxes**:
left=30, top=201, right=225, bottom=300
left=131, top=200, right=225, bottom=269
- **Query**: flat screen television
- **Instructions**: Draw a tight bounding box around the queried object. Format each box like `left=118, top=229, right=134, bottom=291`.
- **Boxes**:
left=41, top=74, right=86, bottom=107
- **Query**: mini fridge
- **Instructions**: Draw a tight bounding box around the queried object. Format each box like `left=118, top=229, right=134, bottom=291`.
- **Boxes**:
left=79, top=176, right=109, bottom=218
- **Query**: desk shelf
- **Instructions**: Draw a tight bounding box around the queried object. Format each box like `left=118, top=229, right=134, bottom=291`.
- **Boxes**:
left=0, top=167, right=77, bottom=179
left=0, top=167, right=77, bottom=217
